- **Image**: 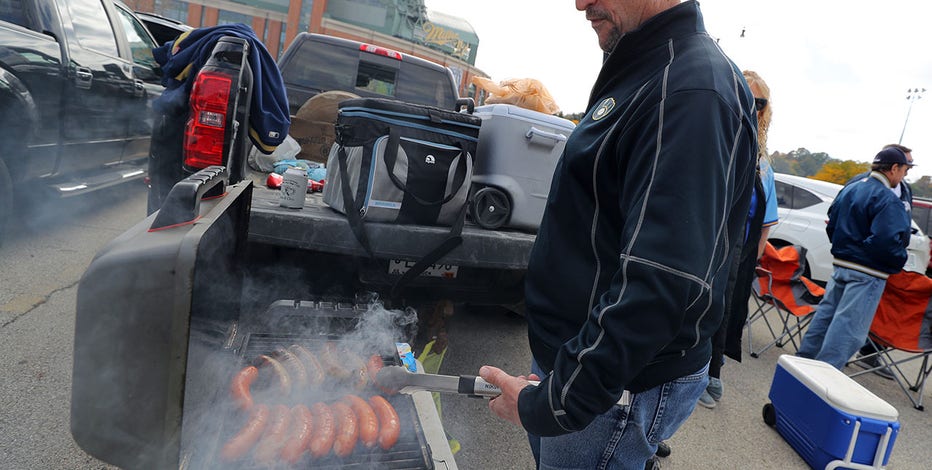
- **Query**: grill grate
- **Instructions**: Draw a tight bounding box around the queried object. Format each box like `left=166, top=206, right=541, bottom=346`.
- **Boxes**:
left=181, top=331, right=433, bottom=469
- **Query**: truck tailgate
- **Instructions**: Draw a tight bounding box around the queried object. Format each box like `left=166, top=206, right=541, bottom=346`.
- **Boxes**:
left=247, top=184, right=537, bottom=270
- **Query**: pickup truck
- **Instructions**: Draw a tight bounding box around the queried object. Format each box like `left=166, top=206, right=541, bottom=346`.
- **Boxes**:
left=0, top=0, right=165, bottom=244
left=70, top=33, right=550, bottom=468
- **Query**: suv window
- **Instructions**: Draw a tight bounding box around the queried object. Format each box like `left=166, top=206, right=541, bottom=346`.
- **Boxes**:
left=63, top=0, right=119, bottom=57
left=114, top=5, right=158, bottom=71
left=775, top=181, right=822, bottom=210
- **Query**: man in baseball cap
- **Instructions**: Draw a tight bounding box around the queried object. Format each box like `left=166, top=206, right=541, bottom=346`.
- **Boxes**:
left=797, top=144, right=913, bottom=370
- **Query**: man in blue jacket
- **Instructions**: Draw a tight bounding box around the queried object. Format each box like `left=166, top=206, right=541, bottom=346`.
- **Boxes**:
left=796, top=146, right=914, bottom=370
left=479, top=1, right=757, bottom=467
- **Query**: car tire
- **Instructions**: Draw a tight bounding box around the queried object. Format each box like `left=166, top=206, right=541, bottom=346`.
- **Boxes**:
left=0, top=158, right=11, bottom=247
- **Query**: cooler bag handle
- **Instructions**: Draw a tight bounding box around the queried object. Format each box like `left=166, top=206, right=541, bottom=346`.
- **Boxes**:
left=337, top=144, right=375, bottom=258
left=390, top=200, right=468, bottom=300
left=383, top=128, right=471, bottom=206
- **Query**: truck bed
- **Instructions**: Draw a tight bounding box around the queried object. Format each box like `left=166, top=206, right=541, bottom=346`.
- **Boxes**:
left=247, top=179, right=538, bottom=270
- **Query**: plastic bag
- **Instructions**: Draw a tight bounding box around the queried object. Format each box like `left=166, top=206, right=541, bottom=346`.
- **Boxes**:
left=248, top=134, right=301, bottom=172
left=471, top=77, right=560, bottom=114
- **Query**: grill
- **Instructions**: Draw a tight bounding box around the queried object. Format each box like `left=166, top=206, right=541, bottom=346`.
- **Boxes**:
left=179, top=301, right=435, bottom=469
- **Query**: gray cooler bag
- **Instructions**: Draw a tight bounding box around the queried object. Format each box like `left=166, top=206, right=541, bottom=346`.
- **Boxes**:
left=323, top=97, right=480, bottom=296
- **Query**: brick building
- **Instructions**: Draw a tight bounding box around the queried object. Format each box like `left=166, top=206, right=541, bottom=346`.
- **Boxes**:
left=123, top=0, right=489, bottom=100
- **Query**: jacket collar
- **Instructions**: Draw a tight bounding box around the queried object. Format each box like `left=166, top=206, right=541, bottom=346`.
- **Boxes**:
left=869, top=171, right=894, bottom=188
left=591, top=1, right=706, bottom=108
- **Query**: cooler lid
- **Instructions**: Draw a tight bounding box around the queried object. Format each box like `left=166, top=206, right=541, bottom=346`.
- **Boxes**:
left=776, top=355, right=899, bottom=422
left=474, top=103, right=576, bottom=131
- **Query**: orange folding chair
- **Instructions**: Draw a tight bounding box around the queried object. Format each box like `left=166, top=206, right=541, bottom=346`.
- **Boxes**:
left=747, top=243, right=825, bottom=358
left=847, top=270, right=932, bottom=411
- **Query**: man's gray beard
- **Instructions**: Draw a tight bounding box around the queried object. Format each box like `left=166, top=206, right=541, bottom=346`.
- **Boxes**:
left=602, top=27, right=623, bottom=52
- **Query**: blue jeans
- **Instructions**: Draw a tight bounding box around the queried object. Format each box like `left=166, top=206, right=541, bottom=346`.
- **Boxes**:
left=796, top=266, right=886, bottom=369
left=528, top=359, right=708, bottom=470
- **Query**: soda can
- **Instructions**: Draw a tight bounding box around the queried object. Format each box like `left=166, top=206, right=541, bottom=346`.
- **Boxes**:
left=279, top=166, right=307, bottom=209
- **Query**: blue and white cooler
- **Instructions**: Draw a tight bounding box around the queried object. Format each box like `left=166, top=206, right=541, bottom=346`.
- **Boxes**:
left=764, top=355, right=900, bottom=470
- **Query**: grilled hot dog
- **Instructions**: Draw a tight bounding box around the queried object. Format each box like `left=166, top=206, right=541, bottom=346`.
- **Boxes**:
left=219, top=404, right=270, bottom=461
left=289, top=344, right=325, bottom=386
left=272, top=346, right=308, bottom=390
left=330, top=401, right=359, bottom=457
left=255, top=354, right=292, bottom=397
left=343, top=394, right=379, bottom=448
left=280, top=404, right=314, bottom=464
left=309, top=402, right=336, bottom=458
left=369, top=395, right=400, bottom=450
left=230, top=365, right=258, bottom=411
left=253, top=404, right=292, bottom=464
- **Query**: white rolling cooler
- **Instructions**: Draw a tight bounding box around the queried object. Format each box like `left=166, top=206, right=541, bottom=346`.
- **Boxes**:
left=469, top=104, right=575, bottom=232
left=763, top=355, right=900, bottom=470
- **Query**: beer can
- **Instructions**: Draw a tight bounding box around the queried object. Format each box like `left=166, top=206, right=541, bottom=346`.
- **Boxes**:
left=279, top=166, right=307, bottom=209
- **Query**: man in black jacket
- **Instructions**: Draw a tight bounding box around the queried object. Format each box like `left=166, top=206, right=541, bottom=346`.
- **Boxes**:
left=479, top=1, right=757, bottom=467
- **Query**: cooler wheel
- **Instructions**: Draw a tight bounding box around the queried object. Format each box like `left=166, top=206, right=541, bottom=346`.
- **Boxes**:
left=762, top=402, right=776, bottom=427
left=470, top=186, right=511, bottom=229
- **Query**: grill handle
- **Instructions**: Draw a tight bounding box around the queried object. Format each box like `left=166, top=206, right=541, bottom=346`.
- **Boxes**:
left=150, top=166, right=229, bottom=230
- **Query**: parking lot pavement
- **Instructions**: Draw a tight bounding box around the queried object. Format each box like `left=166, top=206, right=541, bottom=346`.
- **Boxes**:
left=660, top=299, right=932, bottom=469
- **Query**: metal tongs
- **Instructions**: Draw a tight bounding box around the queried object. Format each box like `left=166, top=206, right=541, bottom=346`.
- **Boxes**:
left=375, top=365, right=540, bottom=398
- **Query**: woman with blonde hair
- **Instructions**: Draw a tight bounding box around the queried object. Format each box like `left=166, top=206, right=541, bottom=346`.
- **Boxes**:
left=699, top=70, right=780, bottom=408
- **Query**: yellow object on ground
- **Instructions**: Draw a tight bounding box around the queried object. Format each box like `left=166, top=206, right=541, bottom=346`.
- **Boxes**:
left=417, top=338, right=460, bottom=454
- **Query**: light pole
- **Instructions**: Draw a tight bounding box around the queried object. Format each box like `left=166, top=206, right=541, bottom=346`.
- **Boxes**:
left=899, top=87, right=925, bottom=144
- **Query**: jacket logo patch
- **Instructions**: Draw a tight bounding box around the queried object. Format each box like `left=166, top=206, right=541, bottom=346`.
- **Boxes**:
left=425, top=155, right=436, bottom=164
left=592, top=98, right=616, bottom=121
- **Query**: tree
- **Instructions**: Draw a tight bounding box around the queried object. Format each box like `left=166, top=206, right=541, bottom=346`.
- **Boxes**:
left=911, top=176, right=932, bottom=199
left=811, top=160, right=870, bottom=185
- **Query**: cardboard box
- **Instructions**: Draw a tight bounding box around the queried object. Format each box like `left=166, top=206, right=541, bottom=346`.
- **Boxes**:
left=291, top=91, right=358, bottom=164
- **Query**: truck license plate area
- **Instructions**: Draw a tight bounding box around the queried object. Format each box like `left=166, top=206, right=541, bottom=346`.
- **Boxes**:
left=389, top=259, right=458, bottom=279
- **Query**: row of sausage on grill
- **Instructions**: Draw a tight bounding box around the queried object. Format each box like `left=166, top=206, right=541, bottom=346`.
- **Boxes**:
left=219, top=342, right=400, bottom=464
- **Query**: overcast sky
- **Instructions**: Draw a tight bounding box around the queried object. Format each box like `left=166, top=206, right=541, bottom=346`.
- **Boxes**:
left=425, top=0, right=931, bottom=179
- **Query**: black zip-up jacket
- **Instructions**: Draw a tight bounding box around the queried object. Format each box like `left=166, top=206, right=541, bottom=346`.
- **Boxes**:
left=519, top=1, right=758, bottom=437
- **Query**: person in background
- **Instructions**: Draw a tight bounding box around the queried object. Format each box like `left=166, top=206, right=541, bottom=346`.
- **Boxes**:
left=796, top=146, right=914, bottom=369
left=700, top=70, right=780, bottom=409
left=478, top=1, right=758, bottom=468
left=846, top=143, right=916, bottom=379
left=846, top=144, right=914, bottom=214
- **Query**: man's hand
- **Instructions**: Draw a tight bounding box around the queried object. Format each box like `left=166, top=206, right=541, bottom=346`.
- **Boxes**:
left=479, top=366, right=540, bottom=427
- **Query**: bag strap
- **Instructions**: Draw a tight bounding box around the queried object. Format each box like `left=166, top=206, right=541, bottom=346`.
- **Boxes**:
left=390, top=199, right=468, bottom=300
left=337, top=144, right=375, bottom=258
left=383, top=127, right=471, bottom=206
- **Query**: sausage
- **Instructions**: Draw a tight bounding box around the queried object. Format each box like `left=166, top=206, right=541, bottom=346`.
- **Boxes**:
left=254, top=354, right=292, bottom=397
left=366, top=354, right=383, bottom=384
left=369, top=395, right=400, bottom=450
left=308, top=402, right=336, bottom=458
left=280, top=404, right=314, bottom=464
left=366, top=354, right=395, bottom=395
left=219, top=404, right=270, bottom=461
left=330, top=402, right=359, bottom=457
left=272, top=347, right=308, bottom=391
left=343, top=394, right=379, bottom=448
left=230, top=365, right=258, bottom=411
left=289, top=344, right=325, bottom=386
left=253, top=404, right=292, bottom=464
left=320, top=341, right=351, bottom=379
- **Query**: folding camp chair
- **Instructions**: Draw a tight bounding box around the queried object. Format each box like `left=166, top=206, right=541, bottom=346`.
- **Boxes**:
left=846, top=270, right=932, bottom=411
left=747, top=243, right=825, bottom=358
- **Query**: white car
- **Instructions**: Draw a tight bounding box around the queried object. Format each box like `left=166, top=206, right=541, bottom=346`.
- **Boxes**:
left=767, top=173, right=931, bottom=284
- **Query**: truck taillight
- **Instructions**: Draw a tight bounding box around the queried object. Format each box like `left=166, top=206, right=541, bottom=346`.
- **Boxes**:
left=359, top=43, right=403, bottom=60
left=184, top=70, right=233, bottom=169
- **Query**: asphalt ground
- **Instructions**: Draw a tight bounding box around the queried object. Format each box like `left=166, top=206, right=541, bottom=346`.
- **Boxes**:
left=439, top=304, right=932, bottom=470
